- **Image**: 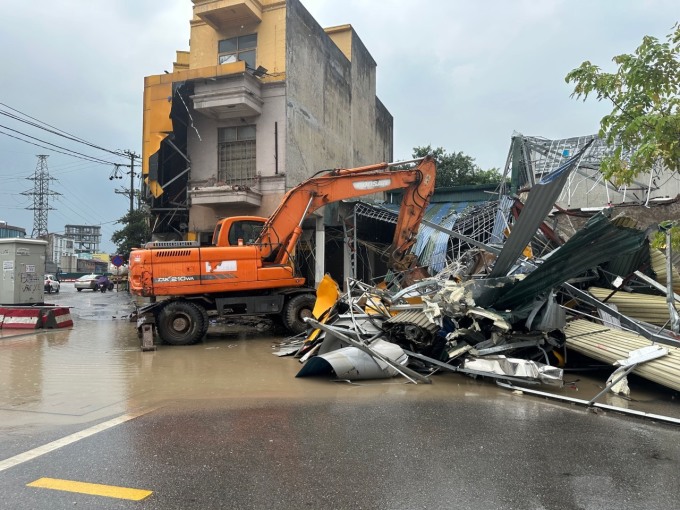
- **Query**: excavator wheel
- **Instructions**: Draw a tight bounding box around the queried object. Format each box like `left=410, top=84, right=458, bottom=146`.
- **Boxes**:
left=282, top=293, right=316, bottom=335
left=156, top=301, right=207, bottom=346
left=198, top=305, right=210, bottom=339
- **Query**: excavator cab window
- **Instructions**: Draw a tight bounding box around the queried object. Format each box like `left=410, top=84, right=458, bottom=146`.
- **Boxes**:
left=228, top=220, right=265, bottom=246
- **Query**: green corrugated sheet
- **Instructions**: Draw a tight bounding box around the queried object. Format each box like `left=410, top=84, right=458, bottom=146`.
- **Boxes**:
left=492, top=211, right=647, bottom=310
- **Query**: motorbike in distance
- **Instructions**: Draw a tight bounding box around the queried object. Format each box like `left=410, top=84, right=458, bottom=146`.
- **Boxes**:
left=96, top=275, right=112, bottom=293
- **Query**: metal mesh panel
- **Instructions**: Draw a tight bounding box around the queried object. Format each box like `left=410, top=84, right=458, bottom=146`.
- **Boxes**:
left=218, top=139, right=256, bottom=187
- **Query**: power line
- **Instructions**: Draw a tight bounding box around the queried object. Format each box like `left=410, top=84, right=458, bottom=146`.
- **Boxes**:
left=53, top=180, right=112, bottom=222
left=0, top=123, right=117, bottom=165
left=0, top=102, right=133, bottom=160
left=0, top=128, right=117, bottom=165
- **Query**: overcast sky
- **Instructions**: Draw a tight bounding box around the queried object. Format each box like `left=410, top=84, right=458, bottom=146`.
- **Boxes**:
left=0, top=0, right=677, bottom=253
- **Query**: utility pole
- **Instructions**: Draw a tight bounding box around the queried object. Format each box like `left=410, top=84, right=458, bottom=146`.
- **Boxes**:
left=22, top=155, right=61, bottom=238
left=124, top=150, right=139, bottom=216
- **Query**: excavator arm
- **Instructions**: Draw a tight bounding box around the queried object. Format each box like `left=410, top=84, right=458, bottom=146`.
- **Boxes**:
left=257, top=156, right=436, bottom=268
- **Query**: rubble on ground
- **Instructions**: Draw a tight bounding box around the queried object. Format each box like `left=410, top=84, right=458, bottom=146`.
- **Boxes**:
left=274, top=144, right=680, bottom=421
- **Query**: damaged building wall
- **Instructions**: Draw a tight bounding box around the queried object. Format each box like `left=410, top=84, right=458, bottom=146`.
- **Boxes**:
left=143, top=0, right=392, bottom=246
left=188, top=1, right=287, bottom=74
left=187, top=80, right=288, bottom=234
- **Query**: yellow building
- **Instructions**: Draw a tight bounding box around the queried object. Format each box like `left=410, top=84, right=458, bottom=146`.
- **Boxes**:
left=143, top=0, right=392, bottom=243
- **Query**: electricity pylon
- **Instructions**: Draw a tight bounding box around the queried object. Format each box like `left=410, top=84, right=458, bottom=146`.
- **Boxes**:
left=21, top=155, right=61, bottom=238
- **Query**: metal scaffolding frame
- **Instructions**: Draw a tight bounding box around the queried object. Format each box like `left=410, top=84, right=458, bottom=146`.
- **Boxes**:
left=503, top=133, right=677, bottom=207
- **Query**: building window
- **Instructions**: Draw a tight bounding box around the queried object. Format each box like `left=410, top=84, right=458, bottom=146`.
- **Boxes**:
left=218, top=125, right=256, bottom=186
left=218, top=33, right=257, bottom=68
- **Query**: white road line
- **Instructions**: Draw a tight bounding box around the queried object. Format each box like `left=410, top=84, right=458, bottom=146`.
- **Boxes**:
left=0, top=408, right=154, bottom=473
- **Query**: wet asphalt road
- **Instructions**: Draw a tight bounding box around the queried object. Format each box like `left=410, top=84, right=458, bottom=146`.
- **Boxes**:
left=1, top=284, right=679, bottom=509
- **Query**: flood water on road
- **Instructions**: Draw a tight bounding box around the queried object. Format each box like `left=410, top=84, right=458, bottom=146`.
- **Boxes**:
left=1, top=282, right=679, bottom=438
left=2, top=284, right=680, bottom=510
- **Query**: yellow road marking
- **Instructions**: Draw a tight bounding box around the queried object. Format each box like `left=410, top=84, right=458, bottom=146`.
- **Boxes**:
left=27, top=478, right=153, bottom=501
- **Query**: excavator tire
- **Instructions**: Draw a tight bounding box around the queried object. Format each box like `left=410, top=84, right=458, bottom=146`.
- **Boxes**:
left=157, top=301, right=206, bottom=346
left=282, top=293, right=316, bottom=335
left=198, top=305, right=210, bottom=338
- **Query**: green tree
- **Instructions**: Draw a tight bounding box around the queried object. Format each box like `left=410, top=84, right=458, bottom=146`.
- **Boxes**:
left=412, top=145, right=501, bottom=187
left=111, top=209, right=151, bottom=261
left=565, top=24, right=680, bottom=184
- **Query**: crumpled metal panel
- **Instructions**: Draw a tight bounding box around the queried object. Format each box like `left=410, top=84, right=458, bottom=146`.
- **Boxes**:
left=383, top=202, right=475, bottom=274
left=565, top=319, right=680, bottom=392
left=464, top=356, right=563, bottom=386
left=492, top=211, right=647, bottom=311
left=588, top=287, right=673, bottom=327
left=489, top=141, right=593, bottom=277
left=490, top=195, right=513, bottom=244
left=317, top=316, right=383, bottom=355
left=296, top=339, right=408, bottom=380
left=385, top=309, right=439, bottom=332
left=651, top=248, right=680, bottom=295
left=525, top=292, right=566, bottom=331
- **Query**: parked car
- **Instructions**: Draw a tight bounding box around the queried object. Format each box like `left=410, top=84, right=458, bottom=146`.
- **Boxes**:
left=44, top=274, right=60, bottom=294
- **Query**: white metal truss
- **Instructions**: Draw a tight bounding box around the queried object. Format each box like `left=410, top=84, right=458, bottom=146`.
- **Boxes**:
left=504, top=133, right=677, bottom=207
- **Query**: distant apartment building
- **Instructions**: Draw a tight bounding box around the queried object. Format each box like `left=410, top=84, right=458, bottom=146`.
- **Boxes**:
left=64, top=225, right=101, bottom=255
left=0, top=221, right=26, bottom=239
left=142, top=0, right=393, bottom=253
left=44, top=233, right=76, bottom=267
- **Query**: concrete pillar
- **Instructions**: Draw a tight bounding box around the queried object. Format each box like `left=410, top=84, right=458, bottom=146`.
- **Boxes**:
left=315, top=215, right=325, bottom=287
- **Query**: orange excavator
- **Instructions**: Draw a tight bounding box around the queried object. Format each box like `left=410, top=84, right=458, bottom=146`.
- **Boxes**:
left=129, top=156, right=436, bottom=345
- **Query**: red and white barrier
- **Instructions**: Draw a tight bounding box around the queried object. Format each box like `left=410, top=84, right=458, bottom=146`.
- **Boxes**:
left=42, top=307, right=74, bottom=329
left=1, top=308, right=43, bottom=329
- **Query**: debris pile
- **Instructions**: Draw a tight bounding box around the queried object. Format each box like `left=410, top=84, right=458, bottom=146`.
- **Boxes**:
left=275, top=142, right=680, bottom=419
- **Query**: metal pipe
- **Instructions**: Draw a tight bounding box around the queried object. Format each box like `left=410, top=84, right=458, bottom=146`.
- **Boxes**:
left=497, top=381, right=680, bottom=426
left=587, top=363, right=638, bottom=406
left=274, top=121, right=278, bottom=175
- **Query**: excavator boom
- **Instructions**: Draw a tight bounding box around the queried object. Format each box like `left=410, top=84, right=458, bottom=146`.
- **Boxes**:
left=258, top=156, right=436, bottom=267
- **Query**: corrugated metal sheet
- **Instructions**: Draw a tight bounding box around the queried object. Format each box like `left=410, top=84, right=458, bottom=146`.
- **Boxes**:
left=385, top=309, right=439, bottom=333
left=565, top=319, right=680, bottom=392
left=489, top=141, right=593, bottom=277
left=588, top=287, right=672, bottom=327
left=601, top=234, right=650, bottom=287
left=490, top=195, right=513, bottom=244
left=492, top=212, right=646, bottom=310
left=415, top=203, right=463, bottom=273
left=382, top=202, right=475, bottom=274
left=650, top=249, right=680, bottom=295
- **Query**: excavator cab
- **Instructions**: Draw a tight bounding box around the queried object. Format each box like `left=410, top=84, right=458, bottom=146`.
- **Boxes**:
left=228, top=220, right=266, bottom=246
left=212, top=216, right=267, bottom=247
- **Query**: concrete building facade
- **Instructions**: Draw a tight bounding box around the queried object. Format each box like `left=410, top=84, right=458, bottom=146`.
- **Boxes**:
left=142, top=0, right=393, bottom=253
left=64, top=225, right=101, bottom=255
left=44, top=233, right=76, bottom=268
